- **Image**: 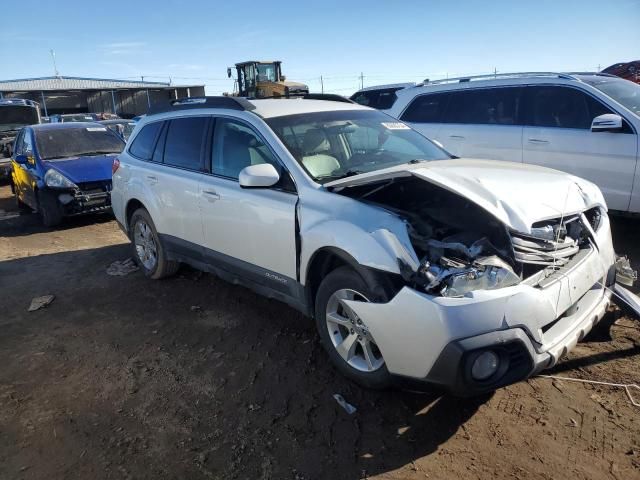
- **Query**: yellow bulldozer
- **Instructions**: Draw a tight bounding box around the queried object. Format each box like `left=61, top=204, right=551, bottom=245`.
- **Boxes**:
left=227, top=60, right=309, bottom=98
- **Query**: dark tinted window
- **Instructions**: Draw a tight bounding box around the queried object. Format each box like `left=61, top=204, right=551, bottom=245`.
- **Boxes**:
left=163, top=117, right=208, bottom=170
left=445, top=88, right=520, bottom=125
left=400, top=93, right=449, bottom=123
left=525, top=86, right=595, bottom=129
left=129, top=122, right=162, bottom=160
left=351, top=88, right=402, bottom=110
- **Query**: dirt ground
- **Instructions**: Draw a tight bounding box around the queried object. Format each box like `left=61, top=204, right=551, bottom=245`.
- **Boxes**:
left=0, top=183, right=639, bottom=480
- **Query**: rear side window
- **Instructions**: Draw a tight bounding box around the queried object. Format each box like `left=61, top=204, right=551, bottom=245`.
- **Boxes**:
left=524, top=86, right=595, bottom=129
left=163, top=117, right=208, bottom=170
left=351, top=88, right=402, bottom=110
left=444, top=88, right=520, bottom=125
left=129, top=122, right=162, bottom=160
left=400, top=93, right=449, bottom=123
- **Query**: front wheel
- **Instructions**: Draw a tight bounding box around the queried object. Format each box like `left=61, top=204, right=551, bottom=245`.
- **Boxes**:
left=129, top=208, right=179, bottom=279
left=314, top=266, right=392, bottom=389
left=37, top=190, right=63, bottom=227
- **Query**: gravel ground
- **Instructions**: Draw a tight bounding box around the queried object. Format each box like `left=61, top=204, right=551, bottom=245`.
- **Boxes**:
left=0, top=184, right=639, bottom=480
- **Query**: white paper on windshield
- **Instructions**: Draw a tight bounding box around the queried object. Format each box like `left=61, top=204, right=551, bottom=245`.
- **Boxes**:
left=381, top=122, right=410, bottom=130
left=86, top=127, right=107, bottom=132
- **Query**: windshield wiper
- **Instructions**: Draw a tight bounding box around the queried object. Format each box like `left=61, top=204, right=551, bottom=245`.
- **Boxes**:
left=80, top=151, right=120, bottom=156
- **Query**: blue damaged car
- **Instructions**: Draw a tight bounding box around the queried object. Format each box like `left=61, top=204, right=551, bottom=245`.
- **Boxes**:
left=10, top=122, right=125, bottom=226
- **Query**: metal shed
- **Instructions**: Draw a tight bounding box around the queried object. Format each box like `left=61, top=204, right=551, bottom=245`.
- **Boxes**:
left=0, top=76, right=205, bottom=118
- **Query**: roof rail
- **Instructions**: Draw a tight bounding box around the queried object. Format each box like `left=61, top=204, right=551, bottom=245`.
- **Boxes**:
left=147, top=96, right=249, bottom=115
left=249, top=93, right=355, bottom=103
left=420, top=72, right=581, bottom=86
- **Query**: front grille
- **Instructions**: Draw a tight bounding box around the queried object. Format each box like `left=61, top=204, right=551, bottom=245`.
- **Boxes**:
left=77, top=180, right=112, bottom=193
left=511, top=233, right=580, bottom=267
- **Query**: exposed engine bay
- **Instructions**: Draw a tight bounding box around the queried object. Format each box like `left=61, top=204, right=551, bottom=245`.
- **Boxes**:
left=336, top=177, right=597, bottom=297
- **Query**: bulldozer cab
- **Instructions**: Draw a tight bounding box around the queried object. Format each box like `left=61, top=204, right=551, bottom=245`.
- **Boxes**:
left=227, top=60, right=308, bottom=98
left=229, top=61, right=282, bottom=97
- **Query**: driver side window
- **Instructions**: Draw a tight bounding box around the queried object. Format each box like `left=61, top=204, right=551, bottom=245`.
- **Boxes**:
left=212, top=118, right=296, bottom=192
left=22, top=131, right=34, bottom=155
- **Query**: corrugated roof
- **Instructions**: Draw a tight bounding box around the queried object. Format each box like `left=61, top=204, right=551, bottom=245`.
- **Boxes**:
left=0, top=76, right=202, bottom=91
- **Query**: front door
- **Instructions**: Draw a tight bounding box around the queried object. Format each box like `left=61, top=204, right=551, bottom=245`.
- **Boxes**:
left=521, top=85, right=638, bottom=211
left=199, top=117, right=298, bottom=293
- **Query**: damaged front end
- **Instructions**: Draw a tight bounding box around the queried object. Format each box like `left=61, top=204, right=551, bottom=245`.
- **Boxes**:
left=339, top=176, right=611, bottom=299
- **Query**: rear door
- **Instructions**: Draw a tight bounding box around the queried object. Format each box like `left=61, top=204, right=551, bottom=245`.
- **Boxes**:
left=199, top=117, right=299, bottom=289
left=129, top=117, right=209, bottom=254
left=521, top=85, right=638, bottom=211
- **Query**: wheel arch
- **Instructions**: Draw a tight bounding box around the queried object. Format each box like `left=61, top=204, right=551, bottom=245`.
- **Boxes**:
left=125, top=198, right=147, bottom=234
left=304, top=246, right=402, bottom=319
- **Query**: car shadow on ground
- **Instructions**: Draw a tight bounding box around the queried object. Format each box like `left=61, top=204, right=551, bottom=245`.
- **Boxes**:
left=0, top=245, right=492, bottom=479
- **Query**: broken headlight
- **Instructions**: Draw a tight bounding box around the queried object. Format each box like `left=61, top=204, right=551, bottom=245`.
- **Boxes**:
left=421, top=255, right=521, bottom=297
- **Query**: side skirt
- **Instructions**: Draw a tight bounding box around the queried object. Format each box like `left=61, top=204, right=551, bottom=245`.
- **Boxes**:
left=159, top=234, right=310, bottom=316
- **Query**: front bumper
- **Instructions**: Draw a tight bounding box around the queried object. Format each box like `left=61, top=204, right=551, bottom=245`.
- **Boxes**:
left=344, top=215, right=618, bottom=395
left=52, top=183, right=112, bottom=216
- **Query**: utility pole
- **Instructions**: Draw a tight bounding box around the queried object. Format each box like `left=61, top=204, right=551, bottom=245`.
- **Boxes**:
left=320, top=75, right=324, bottom=94
left=50, top=49, right=60, bottom=77
left=493, top=67, right=498, bottom=78
left=359, top=72, right=364, bottom=90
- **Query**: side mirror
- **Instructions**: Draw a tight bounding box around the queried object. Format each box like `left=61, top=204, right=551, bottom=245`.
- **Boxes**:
left=227, top=67, right=232, bottom=79
left=592, top=113, right=623, bottom=133
left=14, top=154, right=28, bottom=165
left=239, top=163, right=280, bottom=188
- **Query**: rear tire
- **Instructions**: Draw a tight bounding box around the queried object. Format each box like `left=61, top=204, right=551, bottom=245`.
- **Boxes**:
left=37, top=190, right=63, bottom=227
left=129, top=208, right=179, bottom=279
left=314, top=266, right=393, bottom=389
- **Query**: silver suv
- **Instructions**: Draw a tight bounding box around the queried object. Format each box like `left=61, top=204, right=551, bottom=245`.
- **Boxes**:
left=112, top=96, right=628, bottom=395
left=353, top=73, right=640, bottom=213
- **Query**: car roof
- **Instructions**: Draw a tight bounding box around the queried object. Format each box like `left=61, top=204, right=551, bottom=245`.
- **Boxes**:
left=245, top=98, right=370, bottom=118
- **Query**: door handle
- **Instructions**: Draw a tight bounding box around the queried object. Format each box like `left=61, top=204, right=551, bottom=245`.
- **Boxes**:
left=202, top=190, right=221, bottom=202
left=146, top=175, right=158, bottom=184
left=449, top=135, right=465, bottom=139
left=528, top=138, right=549, bottom=144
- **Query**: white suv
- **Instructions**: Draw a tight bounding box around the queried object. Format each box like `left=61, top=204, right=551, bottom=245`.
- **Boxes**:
left=352, top=73, right=640, bottom=213
left=111, top=96, right=629, bottom=395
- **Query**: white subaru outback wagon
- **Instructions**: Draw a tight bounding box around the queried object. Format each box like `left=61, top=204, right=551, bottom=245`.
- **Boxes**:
left=112, top=96, right=627, bottom=395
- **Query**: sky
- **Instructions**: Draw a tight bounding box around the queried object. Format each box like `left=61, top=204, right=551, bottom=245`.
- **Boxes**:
left=0, top=0, right=638, bottom=96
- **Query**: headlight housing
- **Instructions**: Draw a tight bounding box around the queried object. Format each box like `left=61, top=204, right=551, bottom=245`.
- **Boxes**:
left=44, top=169, right=77, bottom=189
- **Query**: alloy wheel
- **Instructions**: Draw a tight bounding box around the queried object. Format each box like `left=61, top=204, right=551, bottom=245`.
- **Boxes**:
left=133, top=220, right=158, bottom=270
left=325, top=288, right=384, bottom=372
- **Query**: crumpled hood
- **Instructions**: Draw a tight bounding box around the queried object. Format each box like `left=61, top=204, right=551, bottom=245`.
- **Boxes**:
left=43, top=154, right=116, bottom=184
left=326, top=159, right=607, bottom=234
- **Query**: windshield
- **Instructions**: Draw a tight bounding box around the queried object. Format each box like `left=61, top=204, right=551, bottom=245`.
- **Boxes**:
left=0, top=106, right=39, bottom=131
left=256, top=63, right=277, bottom=82
left=35, top=126, right=125, bottom=160
left=266, top=110, right=451, bottom=183
left=584, top=77, right=640, bottom=116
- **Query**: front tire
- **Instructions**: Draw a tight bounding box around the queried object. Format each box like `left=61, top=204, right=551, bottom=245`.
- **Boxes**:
left=37, top=190, right=63, bottom=227
left=315, top=266, right=393, bottom=389
left=129, top=208, right=179, bottom=279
